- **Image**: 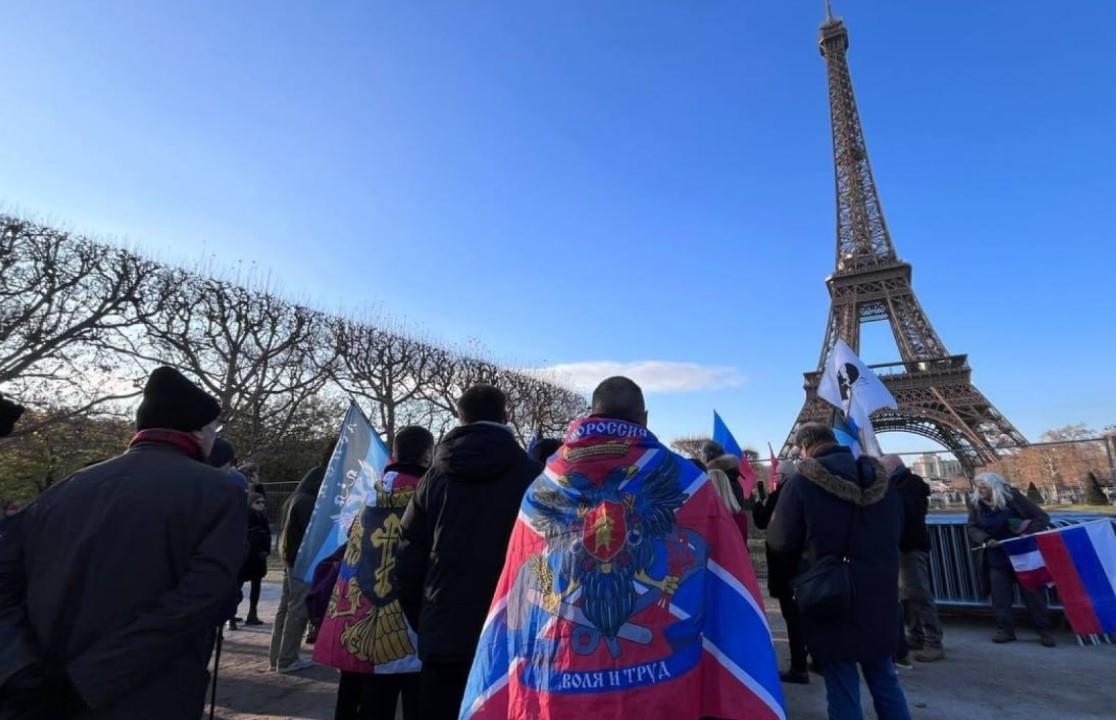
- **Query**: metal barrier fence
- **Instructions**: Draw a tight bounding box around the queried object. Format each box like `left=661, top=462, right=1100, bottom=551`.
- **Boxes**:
left=926, top=513, right=1116, bottom=609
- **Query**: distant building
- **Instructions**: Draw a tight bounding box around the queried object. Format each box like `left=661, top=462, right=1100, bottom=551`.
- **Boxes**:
left=910, top=453, right=962, bottom=480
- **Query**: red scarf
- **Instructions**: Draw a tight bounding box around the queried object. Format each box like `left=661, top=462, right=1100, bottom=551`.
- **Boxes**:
left=129, top=429, right=206, bottom=462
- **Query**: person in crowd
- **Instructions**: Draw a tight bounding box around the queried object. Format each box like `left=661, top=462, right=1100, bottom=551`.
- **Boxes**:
left=753, top=458, right=812, bottom=683
left=316, top=426, right=435, bottom=720
left=396, top=384, right=542, bottom=720
left=528, top=437, right=562, bottom=465
left=210, top=438, right=249, bottom=492
left=269, top=439, right=335, bottom=673
left=0, top=366, right=245, bottom=720
left=459, top=377, right=780, bottom=720
left=768, top=424, right=910, bottom=720
left=703, top=441, right=747, bottom=507
left=881, top=455, right=944, bottom=663
left=232, top=492, right=272, bottom=628
left=708, top=466, right=749, bottom=539
left=966, top=472, right=1055, bottom=647
left=240, top=461, right=266, bottom=497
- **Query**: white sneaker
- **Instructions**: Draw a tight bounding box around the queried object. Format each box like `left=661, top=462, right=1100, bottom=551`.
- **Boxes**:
left=277, top=658, right=313, bottom=673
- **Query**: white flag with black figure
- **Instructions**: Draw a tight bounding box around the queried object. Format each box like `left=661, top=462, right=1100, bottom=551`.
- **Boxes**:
left=817, top=339, right=896, bottom=457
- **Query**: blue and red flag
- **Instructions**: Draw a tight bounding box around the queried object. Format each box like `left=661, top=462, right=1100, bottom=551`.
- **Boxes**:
left=1003, top=520, right=1116, bottom=636
left=460, top=417, right=786, bottom=720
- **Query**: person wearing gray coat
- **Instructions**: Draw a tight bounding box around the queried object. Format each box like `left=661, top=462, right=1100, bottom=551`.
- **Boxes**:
left=0, top=367, right=245, bottom=719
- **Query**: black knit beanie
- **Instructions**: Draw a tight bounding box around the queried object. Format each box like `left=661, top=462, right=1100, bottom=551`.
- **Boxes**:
left=135, top=366, right=221, bottom=432
left=209, top=437, right=237, bottom=468
left=0, top=395, right=25, bottom=438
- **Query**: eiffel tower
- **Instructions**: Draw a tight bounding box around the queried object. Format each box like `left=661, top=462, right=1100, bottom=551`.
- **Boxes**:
left=783, top=5, right=1027, bottom=474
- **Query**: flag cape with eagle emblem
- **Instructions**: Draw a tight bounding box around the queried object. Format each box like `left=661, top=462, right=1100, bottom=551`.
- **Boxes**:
left=312, top=464, right=423, bottom=674
left=459, top=417, right=786, bottom=720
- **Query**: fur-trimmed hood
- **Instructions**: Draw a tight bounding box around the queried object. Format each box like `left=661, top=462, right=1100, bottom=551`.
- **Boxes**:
left=796, top=450, right=889, bottom=507
left=705, top=453, right=740, bottom=475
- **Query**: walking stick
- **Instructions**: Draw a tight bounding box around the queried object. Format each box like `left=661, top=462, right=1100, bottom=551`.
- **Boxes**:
left=210, top=625, right=224, bottom=720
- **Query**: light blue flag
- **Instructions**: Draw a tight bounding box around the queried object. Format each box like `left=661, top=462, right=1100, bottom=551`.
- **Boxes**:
left=712, top=410, right=743, bottom=458
left=293, top=402, right=390, bottom=583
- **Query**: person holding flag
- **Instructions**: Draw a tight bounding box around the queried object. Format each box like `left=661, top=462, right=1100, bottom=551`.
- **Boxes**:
left=459, top=377, right=786, bottom=720
left=965, top=473, right=1055, bottom=647
left=314, top=425, right=435, bottom=720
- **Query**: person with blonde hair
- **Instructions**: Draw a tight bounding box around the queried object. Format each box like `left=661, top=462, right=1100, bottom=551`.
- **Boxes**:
left=966, top=472, right=1055, bottom=646
left=707, top=467, right=748, bottom=540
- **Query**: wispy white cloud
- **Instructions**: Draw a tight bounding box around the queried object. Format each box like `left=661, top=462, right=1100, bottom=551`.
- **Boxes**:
left=527, top=361, right=745, bottom=394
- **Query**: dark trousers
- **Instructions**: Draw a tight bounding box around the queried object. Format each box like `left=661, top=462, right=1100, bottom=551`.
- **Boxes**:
left=335, top=671, right=363, bottom=720
left=335, top=672, right=419, bottom=720
left=899, top=550, right=942, bottom=648
left=777, top=595, right=808, bottom=672
left=247, top=577, right=262, bottom=619
left=895, top=604, right=909, bottom=660
left=989, top=566, right=1049, bottom=632
left=823, top=657, right=911, bottom=720
left=364, top=673, right=419, bottom=720
left=418, top=660, right=472, bottom=720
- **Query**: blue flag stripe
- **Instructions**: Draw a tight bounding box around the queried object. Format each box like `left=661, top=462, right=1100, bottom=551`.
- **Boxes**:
left=1003, top=536, right=1039, bottom=556
left=460, top=605, right=511, bottom=719
left=1061, top=527, right=1116, bottom=632
left=703, top=569, right=783, bottom=708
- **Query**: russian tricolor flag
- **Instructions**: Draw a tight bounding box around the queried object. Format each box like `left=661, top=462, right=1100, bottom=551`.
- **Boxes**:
left=1004, top=521, right=1116, bottom=637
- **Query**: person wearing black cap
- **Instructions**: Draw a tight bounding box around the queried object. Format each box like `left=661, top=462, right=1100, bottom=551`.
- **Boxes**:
left=0, top=366, right=246, bottom=720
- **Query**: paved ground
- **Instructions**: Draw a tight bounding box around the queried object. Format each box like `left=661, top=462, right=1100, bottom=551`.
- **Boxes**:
left=211, top=577, right=1116, bottom=719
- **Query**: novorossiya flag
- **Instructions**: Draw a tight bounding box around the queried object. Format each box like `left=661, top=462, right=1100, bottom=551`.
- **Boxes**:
left=460, top=417, right=786, bottom=720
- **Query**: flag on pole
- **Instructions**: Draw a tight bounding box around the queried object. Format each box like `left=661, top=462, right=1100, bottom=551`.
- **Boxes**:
left=767, top=443, right=780, bottom=492
left=293, top=402, right=391, bottom=583
left=713, top=411, right=754, bottom=496
left=712, top=410, right=743, bottom=458
left=738, top=453, right=757, bottom=499
left=817, top=340, right=894, bottom=458
left=817, top=339, right=897, bottom=414
left=1002, top=521, right=1116, bottom=638
left=831, top=411, right=863, bottom=457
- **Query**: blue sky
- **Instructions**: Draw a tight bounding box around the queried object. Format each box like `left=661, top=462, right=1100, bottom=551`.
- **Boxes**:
left=2, top=1, right=1114, bottom=453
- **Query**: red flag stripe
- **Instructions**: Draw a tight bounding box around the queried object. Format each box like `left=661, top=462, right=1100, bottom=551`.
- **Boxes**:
left=1035, top=532, right=1101, bottom=635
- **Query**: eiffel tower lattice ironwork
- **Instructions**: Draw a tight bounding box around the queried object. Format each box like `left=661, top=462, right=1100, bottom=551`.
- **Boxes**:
left=783, top=6, right=1027, bottom=474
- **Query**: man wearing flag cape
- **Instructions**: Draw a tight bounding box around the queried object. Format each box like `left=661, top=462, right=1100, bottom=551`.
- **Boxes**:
left=460, top=377, right=786, bottom=720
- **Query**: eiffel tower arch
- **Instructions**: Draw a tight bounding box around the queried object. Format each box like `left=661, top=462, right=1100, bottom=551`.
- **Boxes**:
left=783, top=6, right=1027, bottom=474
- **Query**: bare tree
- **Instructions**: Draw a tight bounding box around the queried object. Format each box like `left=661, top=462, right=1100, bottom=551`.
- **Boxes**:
left=0, top=217, right=160, bottom=431
left=132, top=272, right=334, bottom=453
left=327, top=317, right=433, bottom=440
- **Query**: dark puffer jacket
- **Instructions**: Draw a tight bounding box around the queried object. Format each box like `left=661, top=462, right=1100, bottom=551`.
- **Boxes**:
left=767, top=445, right=903, bottom=663
left=892, top=467, right=931, bottom=554
left=395, top=422, right=542, bottom=662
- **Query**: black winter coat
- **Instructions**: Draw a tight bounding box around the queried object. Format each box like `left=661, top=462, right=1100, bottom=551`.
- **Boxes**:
left=966, top=487, right=1050, bottom=596
left=892, top=468, right=932, bottom=553
left=239, top=509, right=272, bottom=583
left=752, top=484, right=795, bottom=599
left=278, top=466, right=325, bottom=568
left=766, top=445, right=903, bottom=664
left=0, top=440, right=246, bottom=720
left=395, top=422, right=542, bottom=662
